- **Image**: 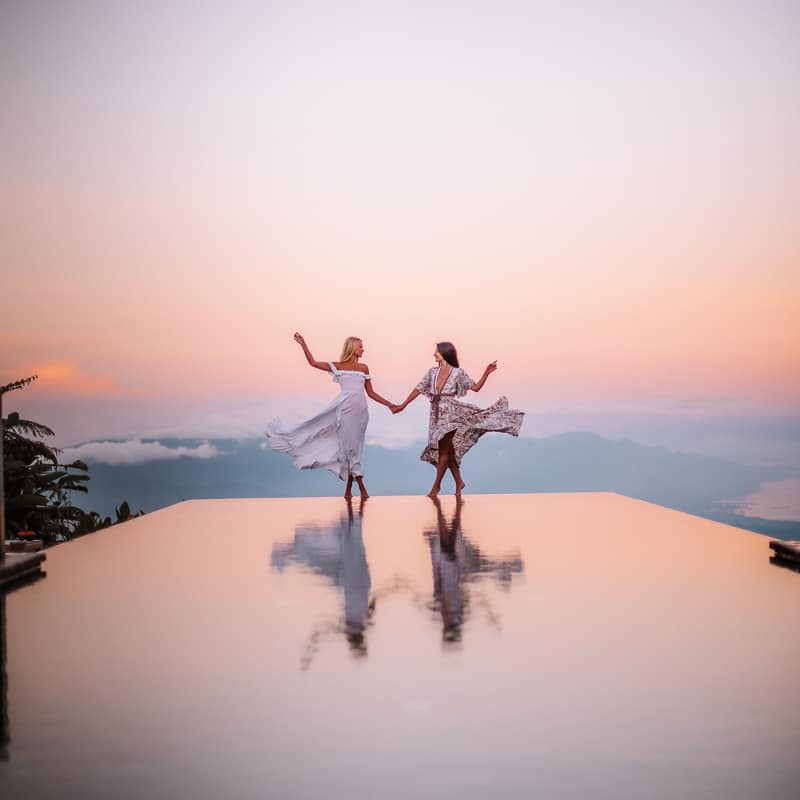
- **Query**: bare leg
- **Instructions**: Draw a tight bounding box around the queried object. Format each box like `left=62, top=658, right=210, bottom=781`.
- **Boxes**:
left=427, top=450, right=448, bottom=498
left=428, top=432, right=454, bottom=498
left=355, top=476, right=369, bottom=499
left=447, top=440, right=465, bottom=497
left=344, top=475, right=353, bottom=502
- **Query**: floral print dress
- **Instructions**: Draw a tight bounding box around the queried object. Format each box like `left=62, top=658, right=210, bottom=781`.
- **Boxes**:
left=415, top=366, right=524, bottom=465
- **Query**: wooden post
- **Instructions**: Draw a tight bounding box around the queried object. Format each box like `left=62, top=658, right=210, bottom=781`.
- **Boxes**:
left=0, top=391, right=5, bottom=562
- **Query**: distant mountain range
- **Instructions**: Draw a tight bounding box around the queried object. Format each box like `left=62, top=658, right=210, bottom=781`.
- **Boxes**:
left=74, top=432, right=799, bottom=540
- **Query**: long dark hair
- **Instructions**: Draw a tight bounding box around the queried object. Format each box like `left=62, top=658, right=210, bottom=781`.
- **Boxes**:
left=436, top=341, right=459, bottom=368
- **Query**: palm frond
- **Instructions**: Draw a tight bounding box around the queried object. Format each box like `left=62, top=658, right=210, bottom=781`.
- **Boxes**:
left=3, top=412, right=56, bottom=438
left=0, top=375, right=38, bottom=395
left=2, top=431, right=60, bottom=463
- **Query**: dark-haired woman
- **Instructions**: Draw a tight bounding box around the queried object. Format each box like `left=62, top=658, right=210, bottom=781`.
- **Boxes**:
left=392, top=342, right=524, bottom=497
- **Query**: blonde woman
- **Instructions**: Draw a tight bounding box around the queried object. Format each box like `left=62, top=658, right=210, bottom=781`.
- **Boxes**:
left=266, top=333, right=394, bottom=500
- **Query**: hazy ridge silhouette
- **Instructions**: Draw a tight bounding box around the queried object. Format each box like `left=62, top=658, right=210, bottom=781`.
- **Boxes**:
left=75, top=432, right=799, bottom=540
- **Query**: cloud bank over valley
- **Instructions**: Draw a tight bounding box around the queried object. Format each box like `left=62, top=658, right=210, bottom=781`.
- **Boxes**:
left=62, top=438, right=222, bottom=466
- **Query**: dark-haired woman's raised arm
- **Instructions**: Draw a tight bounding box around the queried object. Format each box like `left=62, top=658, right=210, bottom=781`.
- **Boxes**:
left=469, top=361, right=497, bottom=392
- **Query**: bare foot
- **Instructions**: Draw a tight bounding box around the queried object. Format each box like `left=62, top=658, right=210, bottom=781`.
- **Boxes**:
left=427, top=487, right=440, bottom=498
left=344, top=491, right=352, bottom=502
left=360, top=490, right=370, bottom=500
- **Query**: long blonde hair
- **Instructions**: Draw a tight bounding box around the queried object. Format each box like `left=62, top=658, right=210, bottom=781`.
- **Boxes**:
left=339, top=336, right=362, bottom=362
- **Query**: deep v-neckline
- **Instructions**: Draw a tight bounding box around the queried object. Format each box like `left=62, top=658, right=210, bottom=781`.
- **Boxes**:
left=435, top=366, right=453, bottom=395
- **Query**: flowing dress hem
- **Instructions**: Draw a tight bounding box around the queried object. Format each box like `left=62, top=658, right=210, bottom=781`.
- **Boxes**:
left=419, top=395, right=524, bottom=466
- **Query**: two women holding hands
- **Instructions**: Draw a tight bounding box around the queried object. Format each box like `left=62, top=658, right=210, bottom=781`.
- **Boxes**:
left=266, top=335, right=524, bottom=500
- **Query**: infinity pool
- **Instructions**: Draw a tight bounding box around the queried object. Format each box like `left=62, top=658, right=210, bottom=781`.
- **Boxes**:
left=1, top=494, right=798, bottom=799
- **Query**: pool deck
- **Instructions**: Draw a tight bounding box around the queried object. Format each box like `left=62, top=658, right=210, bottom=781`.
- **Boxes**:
left=2, top=492, right=799, bottom=800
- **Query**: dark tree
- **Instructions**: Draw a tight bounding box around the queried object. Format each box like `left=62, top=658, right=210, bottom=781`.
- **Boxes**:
left=2, top=376, right=141, bottom=545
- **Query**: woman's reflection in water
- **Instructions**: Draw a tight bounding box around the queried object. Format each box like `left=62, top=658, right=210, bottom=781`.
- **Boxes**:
left=427, top=497, right=524, bottom=645
left=271, top=499, right=526, bottom=665
left=271, top=502, right=372, bottom=667
left=428, top=497, right=465, bottom=642
left=341, top=505, right=371, bottom=653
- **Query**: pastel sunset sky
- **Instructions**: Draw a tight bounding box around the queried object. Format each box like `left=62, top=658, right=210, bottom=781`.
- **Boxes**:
left=2, top=1, right=798, bottom=452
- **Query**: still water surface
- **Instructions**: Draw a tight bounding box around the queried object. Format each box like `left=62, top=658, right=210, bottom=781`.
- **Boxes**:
left=1, top=493, right=799, bottom=799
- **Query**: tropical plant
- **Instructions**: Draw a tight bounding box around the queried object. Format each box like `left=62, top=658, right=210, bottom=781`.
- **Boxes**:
left=2, top=375, right=142, bottom=545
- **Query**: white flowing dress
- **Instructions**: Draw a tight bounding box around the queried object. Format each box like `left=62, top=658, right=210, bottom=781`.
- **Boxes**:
left=265, top=363, right=371, bottom=480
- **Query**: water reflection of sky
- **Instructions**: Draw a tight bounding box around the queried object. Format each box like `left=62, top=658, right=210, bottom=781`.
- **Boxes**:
left=2, top=494, right=800, bottom=799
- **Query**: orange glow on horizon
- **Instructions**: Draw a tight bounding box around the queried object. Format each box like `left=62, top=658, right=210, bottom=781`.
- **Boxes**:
left=15, top=362, right=128, bottom=398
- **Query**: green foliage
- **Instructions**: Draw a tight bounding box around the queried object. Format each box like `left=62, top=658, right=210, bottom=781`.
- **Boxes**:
left=115, top=501, right=131, bottom=523
left=2, top=375, right=143, bottom=545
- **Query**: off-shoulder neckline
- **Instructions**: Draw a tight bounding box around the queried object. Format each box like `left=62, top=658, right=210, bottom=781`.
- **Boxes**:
left=330, top=362, right=370, bottom=376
